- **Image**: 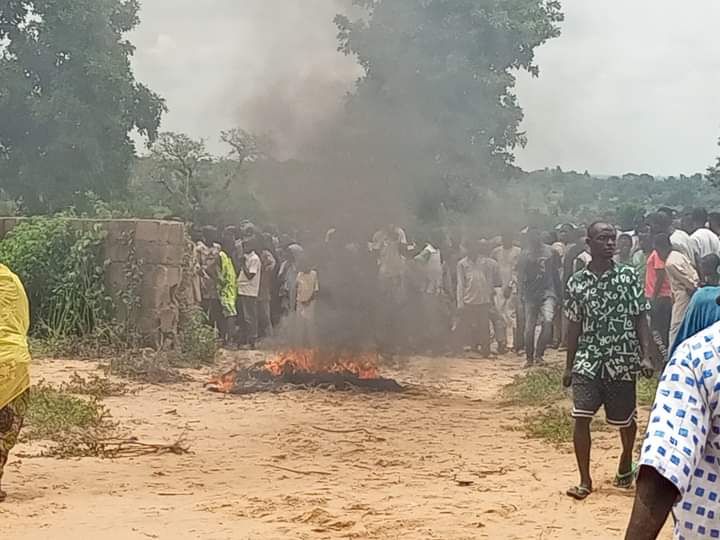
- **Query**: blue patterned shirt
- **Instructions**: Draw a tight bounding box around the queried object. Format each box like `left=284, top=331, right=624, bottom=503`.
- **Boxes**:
left=640, top=321, right=720, bottom=539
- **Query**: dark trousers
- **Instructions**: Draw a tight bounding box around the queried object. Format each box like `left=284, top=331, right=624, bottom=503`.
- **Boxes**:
left=201, top=298, right=223, bottom=331
left=651, top=296, right=672, bottom=349
left=524, top=297, right=556, bottom=361
left=236, top=296, right=258, bottom=346
left=460, top=304, right=491, bottom=350
left=257, top=299, right=273, bottom=339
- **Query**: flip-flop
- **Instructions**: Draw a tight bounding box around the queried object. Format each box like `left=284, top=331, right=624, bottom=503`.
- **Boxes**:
left=566, top=485, right=592, bottom=500
left=614, top=463, right=638, bottom=489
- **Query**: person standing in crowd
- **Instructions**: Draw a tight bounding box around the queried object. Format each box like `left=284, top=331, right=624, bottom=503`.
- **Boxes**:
left=197, top=226, right=222, bottom=330
left=0, top=264, right=31, bottom=502
left=624, top=318, right=720, bottom=540
left=371, top=224, right=408, bottom=354
left=257, top=235, right=277, bottom=340
left=650, top=210, right=694, bottom=262
left=492, top=232, right=522, bottom=351
left=688, top=207, right=720, bottom=273
left=709, top=211, right=720, bottom=237
left=456, top=239, right=503, bottom=357
left=216, top=231, right=238, bottom=346
left=563, top=222, right=651, bottom=501
left=615, top=233, right=634, bottom=265
left=632, top=223, right=653, bottom=280
left=645, top=234, right=674, bottom=349
left=414, top=233, right=447, bottom=353
left=700, top=253, right=720, bottom=287
left=276, top=243, right=302, bottom=324
left=294, top=254, right=319, bottom=347
left=518, top=227, right=561, bottom=367
left=236, top=238, right=262, bottom=349
left=653, top=234, right=699, bottom=346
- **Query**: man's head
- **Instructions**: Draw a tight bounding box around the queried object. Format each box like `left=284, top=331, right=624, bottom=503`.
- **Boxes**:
left=465, top=239, right=481, bottom=261
left=690, top=207, right=709, bottom=233
left=653, top=233, right=673, bottom=261
left=709, top=212, right=720, bottom=236
left=636, top=223, right=652, bottom=253
left=647, top=212, right=672, bottom=236
left=525, top=226, right=542, bottom=249
left=478, top=239, right=492, bottom=258
left=202, top=225, right=218, bottom=246
left=557, top=224, right=574, bottom=245
left=617, top=233, right=633, bottom=257
left=243, top=237, right=259, bottom=255
left=586, top=222, right=617, bottom=261
left=701, top=254, right=720, bottom=286
left=220, top=229, right=235, bottom=254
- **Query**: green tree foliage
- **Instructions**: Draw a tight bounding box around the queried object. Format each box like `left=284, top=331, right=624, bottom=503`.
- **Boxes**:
left=0, top=0, right=165, bottom=212
left=708, top=138, right=720, bottom=187
left=335, top=0, right=564, bottom=180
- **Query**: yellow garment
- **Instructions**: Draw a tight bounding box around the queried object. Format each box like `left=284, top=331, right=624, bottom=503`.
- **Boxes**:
left=0, top=264, right=31, bottom=410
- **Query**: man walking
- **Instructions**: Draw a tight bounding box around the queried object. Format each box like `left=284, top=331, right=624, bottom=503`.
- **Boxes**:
left=563, top=222, right=652, bottom=500
left=518, top=227, right=561, bottom=367
left=492, top=232, right=521, bottom=351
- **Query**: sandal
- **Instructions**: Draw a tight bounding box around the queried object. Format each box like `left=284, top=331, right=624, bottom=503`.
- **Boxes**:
left=566, top=485, right=592, bottom=500
left=613, top=463, right=638, bottom=489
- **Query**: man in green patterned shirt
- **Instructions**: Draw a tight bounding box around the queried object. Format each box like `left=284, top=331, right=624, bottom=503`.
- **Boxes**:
left=562, top=222, right=652, bottom=501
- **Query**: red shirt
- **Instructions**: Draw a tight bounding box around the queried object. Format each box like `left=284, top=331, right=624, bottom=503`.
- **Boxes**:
left=644, top=250, right=672, bottom=298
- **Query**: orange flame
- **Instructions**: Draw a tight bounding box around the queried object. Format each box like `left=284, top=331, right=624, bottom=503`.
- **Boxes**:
left=265, top=349, right=379, bottom=380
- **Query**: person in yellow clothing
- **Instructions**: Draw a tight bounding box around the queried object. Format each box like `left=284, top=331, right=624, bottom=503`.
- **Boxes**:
left=0, top=264, right=31, bottom=502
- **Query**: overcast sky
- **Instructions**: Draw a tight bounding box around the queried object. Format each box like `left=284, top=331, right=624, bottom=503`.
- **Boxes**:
left=130, top=0, right=720, bottom=176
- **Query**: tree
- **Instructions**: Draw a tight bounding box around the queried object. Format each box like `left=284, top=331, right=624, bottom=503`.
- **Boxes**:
left=708, top=138, right=720, bottom=186
left=220, top=128, right=271, bottom=166
left=148, top=132, right=212, bottom=220
left=0, top=0, right=165, bottom=212
left=335, top=0, right=563, bottom=182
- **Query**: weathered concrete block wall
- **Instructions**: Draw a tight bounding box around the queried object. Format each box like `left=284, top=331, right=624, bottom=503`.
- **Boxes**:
left=0, top=218, right=188, bottom=347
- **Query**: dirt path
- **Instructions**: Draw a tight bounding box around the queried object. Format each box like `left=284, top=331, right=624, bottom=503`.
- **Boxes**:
left=1, top=352, right=671, bottom=539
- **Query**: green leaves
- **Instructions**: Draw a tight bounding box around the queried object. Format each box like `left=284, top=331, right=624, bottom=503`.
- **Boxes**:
left=0, top=217, right=112, bottom=337
left=0, top=0, right=165, bottom=212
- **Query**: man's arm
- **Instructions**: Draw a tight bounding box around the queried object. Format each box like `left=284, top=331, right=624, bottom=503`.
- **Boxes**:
left=563, top=320, right=581, bottom=387
left=624, top=466, right=677, bottom=540
left=456, top=262, right=465, bottom=309
left=635, top=313, right=653, bottom=369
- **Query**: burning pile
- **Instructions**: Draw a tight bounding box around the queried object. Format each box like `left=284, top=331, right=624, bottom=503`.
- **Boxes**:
left=207, top=349, right=403, bottom=394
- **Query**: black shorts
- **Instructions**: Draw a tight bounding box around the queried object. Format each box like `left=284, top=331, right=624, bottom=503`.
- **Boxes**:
left=571, top=374, right=637, bottom=428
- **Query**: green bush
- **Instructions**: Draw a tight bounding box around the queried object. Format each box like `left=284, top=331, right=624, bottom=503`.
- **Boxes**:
left=500, top=365, right=566, bottom=405
left=0, top=217, right=112, bottom=338
left=25, top=382, right=109, bottom=441
left=178, top=307, right=217, bottom=365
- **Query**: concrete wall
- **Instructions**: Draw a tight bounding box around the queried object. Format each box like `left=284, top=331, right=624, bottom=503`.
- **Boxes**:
left=0, top=218, right=188, bottom=347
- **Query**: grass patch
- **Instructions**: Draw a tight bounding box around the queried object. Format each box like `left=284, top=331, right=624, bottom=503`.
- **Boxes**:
left=25, top=382, right=111, bottom=442
left=59, top=372, right=128, bottom=398
left=500, top=365, right=566, bottom=405
left=107, top=351, right=192, bottom=384
left=637, top=377, right=659, bottom=407
left=522, top=406, right=611, bottom=445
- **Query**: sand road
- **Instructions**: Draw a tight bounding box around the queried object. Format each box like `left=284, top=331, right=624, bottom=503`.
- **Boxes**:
left=1, top=352, right=671, bottom=539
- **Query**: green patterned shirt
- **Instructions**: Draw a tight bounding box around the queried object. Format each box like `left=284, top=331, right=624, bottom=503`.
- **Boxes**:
left=564, top=264, right=650, bottom=381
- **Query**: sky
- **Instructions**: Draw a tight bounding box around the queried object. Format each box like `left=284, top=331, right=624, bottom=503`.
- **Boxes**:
left=130, top=0, right=720, bottom=176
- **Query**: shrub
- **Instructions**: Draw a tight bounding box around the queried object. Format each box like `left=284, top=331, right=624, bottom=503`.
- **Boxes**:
left=500, top=365, right=566, bottom=405
left=178, top=307, right=217, bottom=365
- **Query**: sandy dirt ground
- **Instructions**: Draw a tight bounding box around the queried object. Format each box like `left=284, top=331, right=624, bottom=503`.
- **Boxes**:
left=1, top=351, right=672, bottom=540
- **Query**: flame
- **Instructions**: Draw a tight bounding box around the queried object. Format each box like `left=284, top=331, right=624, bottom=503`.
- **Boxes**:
left=265, top=349, right=379, bottom=380
left=206, top=367, right=240, bottom=393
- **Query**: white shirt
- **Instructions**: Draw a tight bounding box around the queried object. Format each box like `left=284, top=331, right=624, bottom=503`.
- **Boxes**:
left=415, top=244, right=443, bottom=294
left=237, top=251, right=261, bottom=297
left=671, top=229, right=695, bottom=261
left=639, top=320, right=720, bottom=539
left=691, top=227, right=720, bottom=261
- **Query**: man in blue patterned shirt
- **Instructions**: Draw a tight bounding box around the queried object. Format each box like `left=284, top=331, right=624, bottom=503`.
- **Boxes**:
left=563, top=222, right=652, bottom=500
left=625, top=320, right=720, bottom=539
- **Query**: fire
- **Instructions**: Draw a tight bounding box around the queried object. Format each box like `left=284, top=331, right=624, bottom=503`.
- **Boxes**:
left=265, top=349, right=379, bottom=380
left=206, top=367, right=240, bottom=393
